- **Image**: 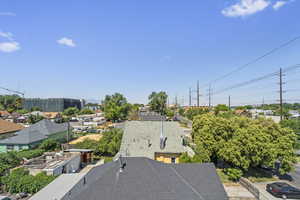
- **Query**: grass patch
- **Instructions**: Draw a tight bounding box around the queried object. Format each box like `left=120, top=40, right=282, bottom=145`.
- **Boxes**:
left=244, top=168, right=277, bottom=183
left=179, top=121, right=189, bottom=128
left=217, top=169, right=233, bottom=183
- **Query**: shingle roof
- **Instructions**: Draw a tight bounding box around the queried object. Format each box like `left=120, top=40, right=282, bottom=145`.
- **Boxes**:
left=0, top=119, right=68, bottom=144
left=138, top=111, right=166, bottom=121
left=119, top=121, right=189, bottom=159
left=0, top=119, right=24, bottom=135
left=72, top=157, right=228, bottom=200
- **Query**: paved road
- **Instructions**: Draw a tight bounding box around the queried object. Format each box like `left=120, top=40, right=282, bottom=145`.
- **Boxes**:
left=290, top=163, right=300, bottom=187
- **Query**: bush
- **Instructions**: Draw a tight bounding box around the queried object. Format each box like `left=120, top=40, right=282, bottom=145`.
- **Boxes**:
left=1, top=168, right=56, bottom=194
left=17, top=149, right=45, bottom=160
left=224, top=168, right=243, bottom=181
left=39, top=139, right=59, bottom=151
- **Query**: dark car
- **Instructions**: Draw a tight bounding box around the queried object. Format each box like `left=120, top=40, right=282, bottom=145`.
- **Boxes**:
left=266, top=182, right=300, bottom=199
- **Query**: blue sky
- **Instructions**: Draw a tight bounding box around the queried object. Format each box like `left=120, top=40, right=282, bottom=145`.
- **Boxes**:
left=0, top=0, right=299, bottom=105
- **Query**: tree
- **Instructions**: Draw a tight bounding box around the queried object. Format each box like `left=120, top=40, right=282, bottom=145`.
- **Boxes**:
left=101, top=93, right=130, bottom=122
left=39, top=139, right=59, bottom=151
left=63, top=107, right=79, bottom=116
left=148, top=91, right=168, bottom=115
left=98, top=129, right=123, bottom=156
left=79, top=108, right=95, bottom=115
left=184, top=107, right=209, bottom=120
left=192, top=113, right=297, bottom=175
left=214, top=104, right=229, bottom=114
left=27, top=114, right=44, bottom=124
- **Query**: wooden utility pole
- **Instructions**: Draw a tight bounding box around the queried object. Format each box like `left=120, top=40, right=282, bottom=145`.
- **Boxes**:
left=208, top=84, right=212, bottom=108
left=197, top=81, right=200, bottom=107
left=189, top=87, right=192, bottom=107
left=279, top=68, right=283, bottom=121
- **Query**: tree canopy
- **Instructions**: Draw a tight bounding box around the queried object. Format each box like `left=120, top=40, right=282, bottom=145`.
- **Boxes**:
left=101, top=93, right=130, bottom=122
left=191, top=113, right=297, bottom=175
left=148, top=91, right=168, bottom=115
left=63, top=107, right=79, bottom=116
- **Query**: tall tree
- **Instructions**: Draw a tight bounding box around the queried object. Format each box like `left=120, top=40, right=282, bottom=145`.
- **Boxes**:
left=148, top=91, right=168, bottom=115
left=192, top=113, right=297, bottom=175
left=101, top=93, right=130, bottom=122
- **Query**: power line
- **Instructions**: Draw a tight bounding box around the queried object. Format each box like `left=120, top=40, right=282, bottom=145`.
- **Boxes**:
left=210, top=64, right=300, bottom=97
left=200, top=36, right=300, bottom=88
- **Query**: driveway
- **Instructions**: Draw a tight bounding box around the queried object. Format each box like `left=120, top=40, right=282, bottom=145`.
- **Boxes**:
left=290, top=163, right=300, bottom=187
left=255, top=182, right=299, bottom=200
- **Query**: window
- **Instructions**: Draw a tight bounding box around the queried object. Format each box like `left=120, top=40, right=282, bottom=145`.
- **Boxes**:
left=7, top=145, right=14, bottom=151
left=19, top=145, right=23, bottom=150
left=171, top=157, right=176, bottom=164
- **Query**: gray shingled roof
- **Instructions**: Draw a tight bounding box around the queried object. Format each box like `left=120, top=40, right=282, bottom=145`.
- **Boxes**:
left=72, top=157, right=228, bottom=200
left=0, top=119, right=68, bottom=145
left=118, top=121, right=191, bottom=159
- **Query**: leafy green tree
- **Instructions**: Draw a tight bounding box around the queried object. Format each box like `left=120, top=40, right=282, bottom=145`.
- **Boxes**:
left=166, top=109, right=175, bottom=119
left=0, top=95, right=21, bottom=112
left=185, top=107, right=209, bottom=120
left=63, top=107, right=79, bottom=116
left=16, top=109, right=29, bottom=114
left=192, top=113, right=297, bottom=175
left=214, top=104, right=229, bottom=114
left=28, top=114, right=44, bottom=124
left=1, top=168, right=56, bottom=194
left=79, top=108, right=95, bottom=115
left=39, top=139, right=59, bottom=151
left=148, top=91, right=168, bottom=115
left=74, top=139, right=100, bottom=154
left=101, top=93, right=130, bottom=122
left=98, top=129, right=123, bottom=156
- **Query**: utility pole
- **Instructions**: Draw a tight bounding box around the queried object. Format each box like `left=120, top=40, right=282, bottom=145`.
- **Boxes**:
left=197, top=81, right=200, bottom=107
left=228, top=95, right=231, bottom=110
left=279, top=68, right=283, bottom=121
left=208, top=84, right=212, bottom=108
left=189, top=87, right=192, bottom=107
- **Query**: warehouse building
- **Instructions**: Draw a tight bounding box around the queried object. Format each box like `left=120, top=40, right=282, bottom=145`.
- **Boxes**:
left=23, top=98, right=84, bottom=112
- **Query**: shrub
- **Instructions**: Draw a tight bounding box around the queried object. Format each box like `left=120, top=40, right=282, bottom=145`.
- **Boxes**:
left=224, top=168, right=243, bottom=181
left=39, top=139, right=59, bottom=151
left=1, top=168, right=56, bottom=194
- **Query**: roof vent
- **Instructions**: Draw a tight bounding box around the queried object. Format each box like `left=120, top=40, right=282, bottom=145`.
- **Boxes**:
left=119, top=155, right=126, bottom=172
left=160, top=120, right=165, bottom=149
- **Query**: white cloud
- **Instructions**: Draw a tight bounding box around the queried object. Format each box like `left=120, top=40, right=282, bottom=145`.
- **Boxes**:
left=0, top=42, right=20, bottom=52
left=0, top=12, right=16, bottom=16
left=273, top=1, right=288, bottom=10
left=0, top=31, right=20, bottom=53
left=222, top=0, right=270, bottom=17
left=57, top=37, right=76, bottom=47
left=0, top=31, right=14, bottom=41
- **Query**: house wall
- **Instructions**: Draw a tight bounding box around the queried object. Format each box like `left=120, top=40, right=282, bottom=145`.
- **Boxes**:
left=0, top=144, right=29, bottom=153
left=154, top=152, right=180, bottom=164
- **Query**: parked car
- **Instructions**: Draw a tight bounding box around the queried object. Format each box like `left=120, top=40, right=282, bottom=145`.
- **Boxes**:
left=266, top=182, right=300, bottom=199
left=0, top=196, right=11, bottom=200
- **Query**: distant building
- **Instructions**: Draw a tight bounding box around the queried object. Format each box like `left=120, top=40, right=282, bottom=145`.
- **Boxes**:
left=29, top=157, right=228, bottom=200
left=0, top=119, right=69, bottom=153
left=118, top=121, right=194, bottom=163
left=23, top=98, right=84, bottom=112
left=0, top=119, right=24, bottom=139
left=138, top=111, right=166, bottom=121
left=23, top=152, right=81, bottom=176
